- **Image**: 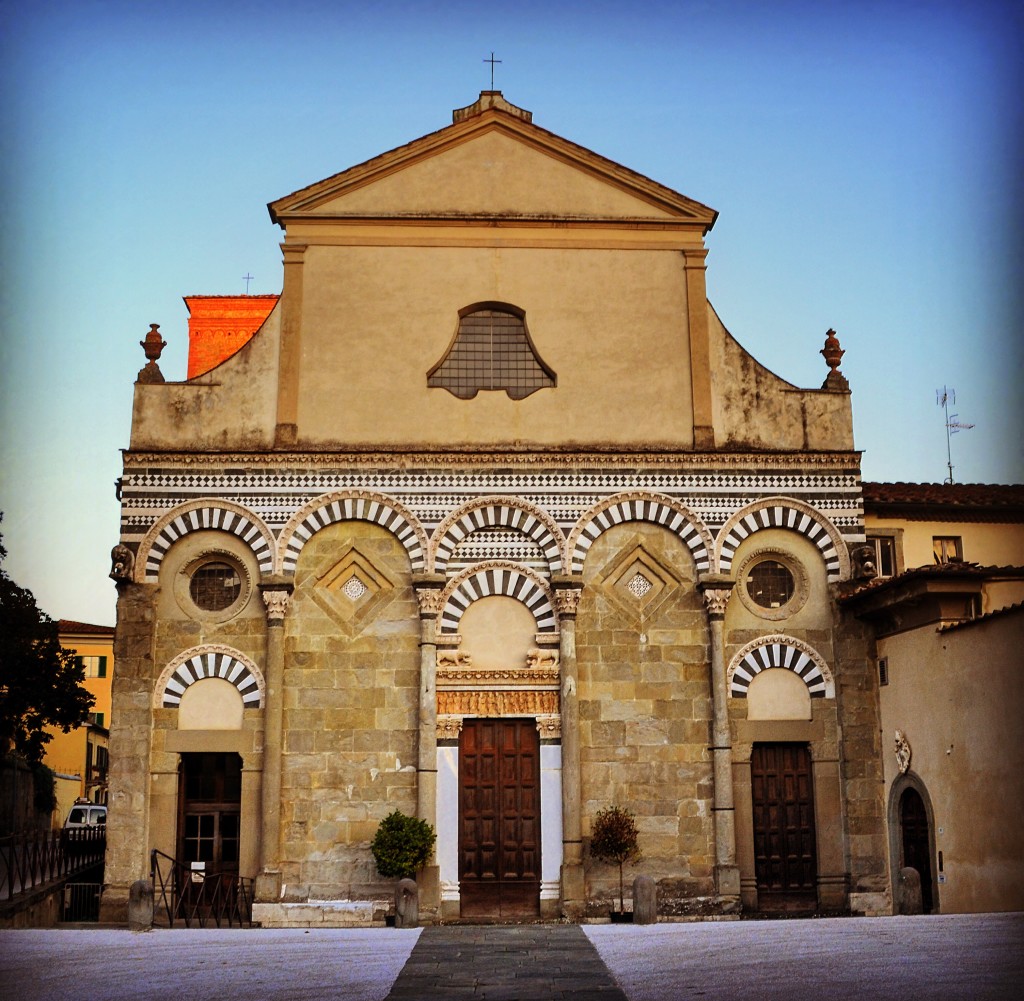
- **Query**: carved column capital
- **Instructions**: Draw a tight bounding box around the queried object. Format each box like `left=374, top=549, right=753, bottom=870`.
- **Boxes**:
left=412, top=572, right=447, bottom=618
left=436, top=716, right=464, bottom=740
left=554, top=588, right=581, bottom=618
left=698, top=574, right=736, bottom=619
left=702, top=589, right=733, bottom=617
left=415, top=588, right=444, bottom=617
left=261, top=588, right=291, bottom=624
left=536, top=715, right=562, bottom=739
left=550, top=575, right=582, bottom=619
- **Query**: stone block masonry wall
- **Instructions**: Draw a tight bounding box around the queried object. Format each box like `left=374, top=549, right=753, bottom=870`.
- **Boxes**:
left=833, top=606, right=889, bottom=914
left=281, top=522, right=420, bottom=901
left=576, top=524, right=715, bottom=914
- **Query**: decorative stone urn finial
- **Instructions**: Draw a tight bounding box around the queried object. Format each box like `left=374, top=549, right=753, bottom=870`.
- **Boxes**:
left=820, top=328, right=849, bottom=390
left=137, top=323, right=167, bottom=384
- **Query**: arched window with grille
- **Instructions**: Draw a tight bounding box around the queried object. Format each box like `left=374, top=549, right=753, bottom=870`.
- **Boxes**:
left=428, top=303, right=556, bottom=400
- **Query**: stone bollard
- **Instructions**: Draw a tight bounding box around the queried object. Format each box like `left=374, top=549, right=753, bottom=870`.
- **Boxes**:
left=395, top=878, right=419, bottom=928
left=896, top=867, right=923, bottom=915
left=128, top=879, right=154, bottom=932
left=633, top=875, right=657, bottom=925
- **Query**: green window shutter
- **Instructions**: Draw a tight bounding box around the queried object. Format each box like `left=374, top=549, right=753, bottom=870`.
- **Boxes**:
left=98, top=656, right=108, bottom=678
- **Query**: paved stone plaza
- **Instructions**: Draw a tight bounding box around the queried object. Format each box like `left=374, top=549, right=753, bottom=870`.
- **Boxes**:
left=0, top=914, right=1021, bottom=1001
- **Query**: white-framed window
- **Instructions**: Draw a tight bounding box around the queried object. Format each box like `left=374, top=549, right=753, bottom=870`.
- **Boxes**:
left=866, top=536, right=897, bottom=577
left=865, top=529, right=903, bottom=577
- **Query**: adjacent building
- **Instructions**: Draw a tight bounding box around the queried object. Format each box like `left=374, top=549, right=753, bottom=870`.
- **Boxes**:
left=102, top=92, right=892, bottom=923
left=844, top=482, right=1024, bottom=913
left=46, top=621, right=114, bottom=826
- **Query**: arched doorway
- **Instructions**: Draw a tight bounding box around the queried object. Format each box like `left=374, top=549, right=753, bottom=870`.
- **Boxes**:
left=900, top=786, right=934, bottom=913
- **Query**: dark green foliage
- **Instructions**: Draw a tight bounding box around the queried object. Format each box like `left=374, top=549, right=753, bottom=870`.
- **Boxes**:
left=0, top=519, right=95, bottom=764
left=590, top=805, right=642, bottom=912
left=32, top=762, right=57, bottom=814
left=370, top=810, right=436, bottom=880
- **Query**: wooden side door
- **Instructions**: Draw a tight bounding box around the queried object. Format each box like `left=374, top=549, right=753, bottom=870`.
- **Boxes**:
left=751, top=742, right=817, bottom=905
left=459, top=718, right=540, bottom=918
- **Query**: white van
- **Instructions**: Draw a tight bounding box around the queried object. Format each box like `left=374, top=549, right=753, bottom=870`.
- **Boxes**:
left=64, top=804, right=107, bottom=829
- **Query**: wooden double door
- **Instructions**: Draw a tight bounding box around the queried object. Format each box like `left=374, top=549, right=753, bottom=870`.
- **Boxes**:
left=751, top=743, right=818, bottom=906
left=458, top=719, right=541, bottom=918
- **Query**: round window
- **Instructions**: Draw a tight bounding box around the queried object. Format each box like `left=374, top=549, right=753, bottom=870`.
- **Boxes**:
left=189, top=561, right=242, bottom=611
left=746, top=560, right=795, bottom=609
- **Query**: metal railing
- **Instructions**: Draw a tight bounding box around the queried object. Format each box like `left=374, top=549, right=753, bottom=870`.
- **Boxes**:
left=64, top=881, right=104, bottom=921
left=150, top=849, right=254, bottom=928
left=0, top=827, right=106, bottom=902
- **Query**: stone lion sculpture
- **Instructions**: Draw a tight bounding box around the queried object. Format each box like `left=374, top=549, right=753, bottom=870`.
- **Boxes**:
left=437, top=649, right=472, bottom=668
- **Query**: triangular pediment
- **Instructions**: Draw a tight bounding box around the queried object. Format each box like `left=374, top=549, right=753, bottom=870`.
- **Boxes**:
left=269, top=94, right=717, bottom=230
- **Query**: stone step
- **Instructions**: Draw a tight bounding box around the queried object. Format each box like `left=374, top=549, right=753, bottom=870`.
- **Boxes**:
left=252, top=900, right=380, bottom=928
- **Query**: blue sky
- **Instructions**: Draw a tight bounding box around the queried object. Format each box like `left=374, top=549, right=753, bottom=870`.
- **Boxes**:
left=1, top=0, right=1021, bottom=626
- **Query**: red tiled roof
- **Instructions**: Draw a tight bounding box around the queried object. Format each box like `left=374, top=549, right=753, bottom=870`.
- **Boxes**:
left=838, top=562, right=1024, bottom=603
left=938, top=600, right=1024, bottom=633
left=863, top=482, right=1024, bottom=506
left=862, top=482, right=1024, bottom=521
left=58, top=619, right=115, bottom=635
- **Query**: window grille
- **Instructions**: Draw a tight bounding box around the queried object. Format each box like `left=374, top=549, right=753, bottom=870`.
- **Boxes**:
left=428, top=305, right=555, bottom=400
left=745, top=560, right=795, bottom=609
left=190, top=562, right=241, bottom=610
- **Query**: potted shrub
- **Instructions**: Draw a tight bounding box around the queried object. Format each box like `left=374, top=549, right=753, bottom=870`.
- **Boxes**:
left=371, top=810, right=436, bottom=927
left=590, top=805, right=641, bottom=920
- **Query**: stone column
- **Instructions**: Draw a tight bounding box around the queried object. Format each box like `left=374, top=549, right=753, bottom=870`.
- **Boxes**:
left=699, top=574, right=740, bottom=902
left=553, top=576, right=585, bottom=919
left=413, top=573, right=446, bottom=918
left=99, top=581, right=159, bottom=923
left=255, top=580, right=291, bottom=904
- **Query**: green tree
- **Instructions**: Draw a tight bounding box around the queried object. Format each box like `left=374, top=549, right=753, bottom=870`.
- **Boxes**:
left=370, top=810, right=436, bottom=880
left=590, top=805, right=642, bottom=913
left=0, top=520, right=94, bottom=764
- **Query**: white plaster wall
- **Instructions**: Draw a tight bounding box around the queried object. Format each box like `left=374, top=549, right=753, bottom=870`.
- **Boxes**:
left=437, top=745, right=459, bottom=901
left=540, top=743, right=563, bottom=898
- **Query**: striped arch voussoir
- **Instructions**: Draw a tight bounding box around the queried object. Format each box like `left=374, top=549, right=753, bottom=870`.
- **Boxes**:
left=716, top=499, right=847, bottom=581
left=439, top=562, right=557, bottom=635
left=727, top=635, right=835, bottom=699
left=568, top=492, right=711, bottom=574
left=278, top=491, right=427, bottom=574
left=154, top=646, right=265, bottom=709
left=431, top=497, right=566, bottom=574
left=139, top=501, right=275, bottom=582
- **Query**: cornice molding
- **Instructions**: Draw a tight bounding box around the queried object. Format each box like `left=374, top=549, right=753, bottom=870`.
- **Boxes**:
left=268, top=108, right=718, bottom=230
left=123, top=449, right=863, bottom=471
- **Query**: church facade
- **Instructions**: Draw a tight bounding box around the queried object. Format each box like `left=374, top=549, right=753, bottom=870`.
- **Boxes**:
left=103, top=92, right=888, bottom=923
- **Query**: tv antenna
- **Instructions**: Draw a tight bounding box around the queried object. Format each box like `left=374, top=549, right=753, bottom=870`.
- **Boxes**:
left=936, top=386, right=974, bottom=484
